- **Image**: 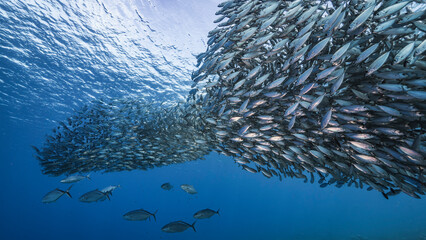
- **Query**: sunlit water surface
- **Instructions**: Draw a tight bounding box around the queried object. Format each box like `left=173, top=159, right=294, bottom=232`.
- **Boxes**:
left=0, top=1, right=426, bottom=240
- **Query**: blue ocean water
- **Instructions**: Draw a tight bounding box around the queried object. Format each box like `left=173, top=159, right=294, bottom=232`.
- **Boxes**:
left=0, top=0, right=425, bottom=240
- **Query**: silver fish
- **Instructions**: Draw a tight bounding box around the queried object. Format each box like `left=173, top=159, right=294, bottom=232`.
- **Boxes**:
left=42, top=185, right=72, bottom=203
left=367, top=51, right=390, bottom=76
left=193, top=208, right=220, bottom=219
left=394, top=42, right=415, bottom=65
left=356, top=43, right=379, bottom=64
left=162, top=221, right=196, bottom=233
left=161, top=182, right=173, bottom=190
left=349, top=5, right=375, bottom=32
left=79, top=190, right=110, bottom=203
left=181, top=184, right=197, bottom=194
left=60, top=174, right=90, bottom=183
left=35, top=0, right=426, bottom=200
left=123, top=209, right=157, bottom=221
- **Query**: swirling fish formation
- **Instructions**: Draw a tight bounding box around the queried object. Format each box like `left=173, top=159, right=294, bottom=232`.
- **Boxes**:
left=34, top=99, right=216, bottom=176
left=35, top=0, right=426, bottom=199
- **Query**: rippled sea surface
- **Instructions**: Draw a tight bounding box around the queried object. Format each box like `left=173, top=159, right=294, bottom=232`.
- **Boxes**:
left=0, top=0, right=218, bottom=125
left=1, top=1, right=426, bottom=240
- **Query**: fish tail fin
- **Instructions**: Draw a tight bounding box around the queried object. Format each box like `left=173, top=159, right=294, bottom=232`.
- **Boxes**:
left=65, top=192, right=72, bottom=198
left=216, top=208, right=220, bottom=216
left=412, top=134, right=421, bottom=151
left=382, top=192, right=389, bottom=200
left=65, top=185, right=73, bottom=198
left=191, top=221, right=196, bottom=232
left=31, top=145, right=40, bottom=154
left=152, top=210, right=158, bottom=222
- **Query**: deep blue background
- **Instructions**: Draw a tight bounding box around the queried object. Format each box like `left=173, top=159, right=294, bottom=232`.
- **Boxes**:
left=1, top=114, right=426, bottom=240
left=0, top=0, right=426, bottom=239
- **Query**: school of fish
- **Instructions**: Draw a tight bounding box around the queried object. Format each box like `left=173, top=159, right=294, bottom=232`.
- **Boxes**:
left=33, top=99, right=216, bottom=175
left=35, top=0, right=426, bottom=199
left=42, top=179, right=215, bottom=233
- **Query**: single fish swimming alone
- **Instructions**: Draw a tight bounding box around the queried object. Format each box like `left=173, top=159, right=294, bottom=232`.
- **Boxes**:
left=161, top=221, right=196, bottom=233
left=101, top=185, right=120, bottom=195
left=180, top=184, right=197, bottom=194
left=161, top=182, right=173, bottom=190
left=79, top=189, right=111, bottom=203
left=42, top=185, right=72, bottom=203
left=123, top=209, right=157, bottom=221
left=193, top=208, right=220, bottom=219
left=60, top=174, right=90, bottom=183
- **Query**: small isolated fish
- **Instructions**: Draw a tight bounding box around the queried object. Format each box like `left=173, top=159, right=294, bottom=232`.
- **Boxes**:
left=123, top=209, right=157, bottom=221
left=161, top=182, right=173, bottom=190
left=42, top=185, right=72, bottom=203
left=181, top=184, right=197, bottom=194
left=79, top=189, right=111, bottom=203
left=101, top=185, right=120, bottom=195
left=60, top=174, right=90, bottom=183
left=162, top=221, right=196, bottom=233
left=193, top=208, right=220, bottom=219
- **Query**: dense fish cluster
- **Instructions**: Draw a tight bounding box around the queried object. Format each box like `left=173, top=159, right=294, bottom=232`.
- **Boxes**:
left=35, top=0, right=426, bottom=199
left=193, top=0, right=426, bottom=199
left=34, top=99, right=216, bottom=176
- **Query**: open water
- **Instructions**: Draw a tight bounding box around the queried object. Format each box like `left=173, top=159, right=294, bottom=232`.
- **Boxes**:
left=0, top=0, right=425, bottom=239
